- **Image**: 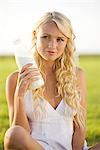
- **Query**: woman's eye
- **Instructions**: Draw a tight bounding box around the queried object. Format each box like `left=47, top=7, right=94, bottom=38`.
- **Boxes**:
left=57, top=38, right=64, bottom=42
left=42, top=35, right=48, bottom=39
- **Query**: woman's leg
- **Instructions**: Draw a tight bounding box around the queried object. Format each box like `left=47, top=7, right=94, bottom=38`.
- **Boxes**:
left=4, top=125, right=45, bottom=150
left=89, top=143, right=100, bottom=150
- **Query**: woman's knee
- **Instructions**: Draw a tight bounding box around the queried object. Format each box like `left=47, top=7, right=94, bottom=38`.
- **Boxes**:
left=4, top=125, right=27, bottom=149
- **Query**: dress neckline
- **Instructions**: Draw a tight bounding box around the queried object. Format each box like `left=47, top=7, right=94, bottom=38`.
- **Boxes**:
left=40, top=97, right=64, bottom=111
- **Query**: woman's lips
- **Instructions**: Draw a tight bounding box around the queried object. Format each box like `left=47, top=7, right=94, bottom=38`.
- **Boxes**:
left=47, top=51, right=57, bottom=54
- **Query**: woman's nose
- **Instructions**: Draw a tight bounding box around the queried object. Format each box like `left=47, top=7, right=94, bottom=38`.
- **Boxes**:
left=48, top=40, right=57, bottom=49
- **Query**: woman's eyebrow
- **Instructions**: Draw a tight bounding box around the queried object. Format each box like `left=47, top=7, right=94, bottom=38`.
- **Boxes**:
left=41, top=33, right=66, bottom=38
left=41, top=32, right=49, bottom=35
left=58, top=36, right=66, bottom=39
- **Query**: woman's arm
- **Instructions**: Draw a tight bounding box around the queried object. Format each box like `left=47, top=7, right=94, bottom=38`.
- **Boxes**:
left=72, top=68, right=87, bottom=150
left=6, top=63, right=41, bottom=133
left=6, top=71, right=31, bottom=132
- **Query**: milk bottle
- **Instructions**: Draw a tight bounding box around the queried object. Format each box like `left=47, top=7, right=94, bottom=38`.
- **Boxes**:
left=14, top=39, right=44, bottom=90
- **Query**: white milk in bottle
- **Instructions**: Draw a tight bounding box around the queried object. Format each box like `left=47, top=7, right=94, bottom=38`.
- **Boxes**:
left=14, top=39, right=44, bottom=89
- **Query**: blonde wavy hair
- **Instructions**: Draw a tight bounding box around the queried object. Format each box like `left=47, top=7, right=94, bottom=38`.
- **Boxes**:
left=31, top=11, right=85, bottom=128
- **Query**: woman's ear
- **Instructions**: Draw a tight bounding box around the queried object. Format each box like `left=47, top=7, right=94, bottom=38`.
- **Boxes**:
left=32, top=31, right=37, bottom=48
left=33, top=30, right=36, bottom=37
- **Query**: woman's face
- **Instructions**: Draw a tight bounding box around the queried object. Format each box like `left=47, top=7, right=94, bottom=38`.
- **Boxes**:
left=36, top=21, right=68, bottom=62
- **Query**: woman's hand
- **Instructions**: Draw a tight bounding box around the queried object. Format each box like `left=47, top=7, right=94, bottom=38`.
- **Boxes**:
left=15, top=63, right=41, bottom=98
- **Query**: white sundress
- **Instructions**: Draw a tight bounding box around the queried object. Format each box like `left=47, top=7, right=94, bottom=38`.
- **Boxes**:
left=24, top=90, right=88, bottom=150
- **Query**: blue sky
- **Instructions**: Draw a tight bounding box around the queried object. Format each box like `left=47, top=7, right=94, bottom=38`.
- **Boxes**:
left=0, top=0, right=100, bottom=55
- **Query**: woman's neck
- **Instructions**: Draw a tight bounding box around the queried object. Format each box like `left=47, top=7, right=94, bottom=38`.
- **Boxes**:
left=42, top=60, right=55, bottom=75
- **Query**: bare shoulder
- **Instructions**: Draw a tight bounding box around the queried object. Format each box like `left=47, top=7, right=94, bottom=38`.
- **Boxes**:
left=6, top=71, right=19, bottom=103
left=76, top=67, right=86, bottom=108
left=75, top=67, right=86, bottom=89
left=75, top=67, right=86, bottom=86
left=76, top=67, right=85, bottom=79
left=6, top=71, right=19, bottom=90
left=6, top=70, right=19, bottom=81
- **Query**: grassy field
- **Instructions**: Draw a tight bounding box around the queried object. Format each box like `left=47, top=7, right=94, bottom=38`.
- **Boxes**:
left=0, top=55, right=100, bottom=149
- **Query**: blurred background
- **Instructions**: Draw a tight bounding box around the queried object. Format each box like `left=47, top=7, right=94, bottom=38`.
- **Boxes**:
left=0, top=0, right=100, bottom=55
left=0, top=0, right=100, bottom=149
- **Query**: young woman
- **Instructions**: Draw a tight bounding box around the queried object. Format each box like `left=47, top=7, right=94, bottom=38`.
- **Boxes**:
left=4, top=11, right=100, bottom=150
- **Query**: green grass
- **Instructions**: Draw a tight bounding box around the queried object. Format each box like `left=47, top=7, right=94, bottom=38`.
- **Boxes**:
left=0, top=55, right=100, bottom=149
left=0, top=56, right=17, bottom=150
left=79, top=55, right=100, bottom=145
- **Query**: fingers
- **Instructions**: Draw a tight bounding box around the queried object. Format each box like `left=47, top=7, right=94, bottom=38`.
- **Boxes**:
left=17, top=63, right=41, bottom=88
left=20, top=63, right=33, bottom=74
left=15, top=63, right=43, bottom=97
left=20, top=66, right=40, bottom=80
left=23, top=67, right=40, bottom=76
